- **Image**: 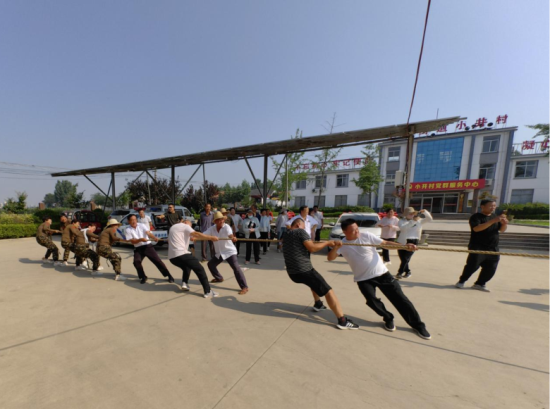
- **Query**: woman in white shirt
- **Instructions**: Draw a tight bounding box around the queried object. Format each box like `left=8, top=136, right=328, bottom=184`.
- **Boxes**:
left=259, top=209, right=272, bottom=255
left=396, top=207, right=433, bottom=279
left=376, top=209, right=400, bottom=265
left=243, top=209, right=261, bottom=264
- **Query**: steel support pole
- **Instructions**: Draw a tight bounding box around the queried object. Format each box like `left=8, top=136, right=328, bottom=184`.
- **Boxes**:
left=244, top=157, right=263, bottom=203
left=171, top=165, right=176, bottom=204
left=202, top=164, right=207, bottom=205
left=403, top=132, right=415, bottom=210
left=262, top=155, right=268, bottom=206
left=83, top=175, right=108, bottom=197
left=178, top=164, right=202, bottom=196
left=285, top=156, right=289, bottom=207
left=266, top=154, right=286, bottom=201
left=111, top=172, right=116, bottom=210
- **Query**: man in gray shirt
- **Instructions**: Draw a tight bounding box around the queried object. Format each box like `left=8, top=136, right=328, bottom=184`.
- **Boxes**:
left=199, top=203, right=215, bottom=262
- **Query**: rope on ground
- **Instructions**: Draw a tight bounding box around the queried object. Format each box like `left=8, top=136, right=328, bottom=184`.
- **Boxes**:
left=192, top=238, right=549, bottom=259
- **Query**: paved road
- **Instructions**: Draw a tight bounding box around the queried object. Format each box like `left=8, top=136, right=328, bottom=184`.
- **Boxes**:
left=0, top=236, right=548, bottom=409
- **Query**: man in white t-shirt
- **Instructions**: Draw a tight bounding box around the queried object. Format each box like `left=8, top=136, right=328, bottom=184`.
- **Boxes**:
left=168, top=220, right=220, bottom=298
left=312, top=205, right=324, bottom=242
left=285, top=205, right=318, bottom=239
left=205, top=212, right=249, bottom=295
left=137, top=209, right=153, bottom=230
left=327, top=217, right=431, bottom=340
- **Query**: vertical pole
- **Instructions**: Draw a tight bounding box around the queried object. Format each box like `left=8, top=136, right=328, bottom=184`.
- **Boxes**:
left=146, top=171, right=151, bottom=205
left=171, top=165, right=176, bottom=204
left=263, top=155, right=268, bottom=207
left=111, top=172, right=116, bottom=211
left=285, top=155, right=289, bottom=208
left=403, top=132, right=414, bottom=211
left=202, top=164, right=207, bottom=205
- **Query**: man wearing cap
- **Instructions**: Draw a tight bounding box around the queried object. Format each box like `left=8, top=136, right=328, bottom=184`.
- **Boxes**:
left=125, top=214, right=174, bottom=284
left=36, top=216, right=62, bottom=265
left=205, top=211, right=250, bottom=294
left=59, top=213, right=74, bottom=266
left=97, top=219, right=129, bottom=281
left=199, top=203, right=215, bottom=262
left=396, top=207, right=432, bottom=279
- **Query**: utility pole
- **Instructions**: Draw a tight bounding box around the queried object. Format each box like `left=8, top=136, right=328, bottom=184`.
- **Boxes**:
left=285, top=155, right=289, bottom=207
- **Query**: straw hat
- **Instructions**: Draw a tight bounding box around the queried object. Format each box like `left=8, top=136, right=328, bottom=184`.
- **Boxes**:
left=105, top=218, right=121, bottom=228
left=220, top=208, right=228, bottom=214
left=213, top=211, right=225, bottom=221
left=403, top=207, right=417, bottom=216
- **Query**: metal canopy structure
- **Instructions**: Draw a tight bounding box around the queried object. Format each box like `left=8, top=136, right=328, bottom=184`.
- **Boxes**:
left=51, top=116, right=462, bottom=209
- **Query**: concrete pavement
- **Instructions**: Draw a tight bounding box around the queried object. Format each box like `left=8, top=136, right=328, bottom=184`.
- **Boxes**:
left=0, top=236, right=548, bottom=409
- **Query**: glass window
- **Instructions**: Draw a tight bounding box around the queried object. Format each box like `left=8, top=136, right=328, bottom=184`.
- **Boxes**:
left=294, top=196, right=306, bottom=207
left=295, top=180, right=307, bottom=190
left=388, top=147, right=400, bottom=162
left=414, top=137, right=464, bottom=182
left=479, top=164, right=496, bottom=180
left=385, top=173, right=395, bottom=185
left=335, top=195, right=347, bottom=207
left=315, top=175, right=327, bottom=188
left=510, top=189, right=534, bottom=204
left=313, top=195, right=326, bottom=207
left=383, top=195, right=395, bottom=206
left=443, top=195, right=458, bottom=213
left=336, top=174, right=349, bottom=188
left=514, top=161, right=538, bottom=178
left=482, top=136, right=500, bottom=153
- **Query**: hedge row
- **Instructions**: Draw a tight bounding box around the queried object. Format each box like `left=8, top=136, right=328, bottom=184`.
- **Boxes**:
left=0, top=224, right=40, bottom=239
left=287, top=205, right=375, bottom=214
left=499, top=202, right=549, bottom=219
left=0, top=214, right=35, bottom=225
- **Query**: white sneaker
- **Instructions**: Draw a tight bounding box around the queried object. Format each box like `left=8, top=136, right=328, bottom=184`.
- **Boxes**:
left=96, top=266, right=104, bottom=271
left=62, top=261, right=69, bottom=266
left=181, top=282, right=190, bottom=291
left=455, top=282, right=465, bottom=289
left=75, top=265, right=87, bottom=271
left=91, top=270, right=103, bottom=276
left=204, top=291, right=219, bottom=298
left=115, top=274, right=127, bottom=281
left=84, top=260, right=90, bottom=269
left=384, top=261, right=392, bottom=266
left=53, top=261, right=63, bottom=266
left=42, top=258, right=53, bottom=264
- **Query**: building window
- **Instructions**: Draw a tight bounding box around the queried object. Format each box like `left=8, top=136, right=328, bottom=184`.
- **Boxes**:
left=385, top=173, right=395, bottom=185
left=313, top=195, right=326, bottom=208
left=388, top=147, right=400, bottom=162
left=294, top=196, right=306, bottom=207
left=416, top=153, right=425, bottom=164
left=336, top=174, right=349, bottom=188
left=414, top=137, right=464, bottom=182
left=479, top=163, right=496, bottom=180
left=514, top=160, right=538, bottom=178
left=315, top=175, right=327, bottom=188
left=510, top=189, right=534, bottom=204
left=357, top=193, right=369, bottom=206
left=295, top=180, right=307, bottom=190
left=383, top=195, right=395, bottom=206
left=335, top=195, right=347, bottom=207
left=482, top=136, right=500, bottom=153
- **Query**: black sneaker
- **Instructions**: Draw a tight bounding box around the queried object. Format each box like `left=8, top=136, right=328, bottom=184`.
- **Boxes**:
left=313, top=300, right=327, bottom=312
left=140, top=277, right=148, bottom=284
left=384, top=320, right=396, bottom=332
left=403, top=272, right=412, bottom=279
left=336, top=317, right=359, bottom=330
left=395, top=273, right=404, bottom=280
left=415, top=327, right=431, bottom=340
left=167, top=276, right=175, bottom=283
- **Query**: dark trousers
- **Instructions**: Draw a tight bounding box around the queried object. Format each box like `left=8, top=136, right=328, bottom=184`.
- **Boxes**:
left=260, top=232, right=270, bottom=252
left=459, top=253, right=500, bottom=286
left=133, top=244, right=171, bottom=280
left=398, top=239, right=418, bottom=275
left=208, top=254, right=248, bottom=289
left=169, top=254, right=211, bottom=293
left=357, top=272, right=426, bottom=330
left=236, top=232, right=245, bottom=254
left=381, top=238, right=396, bottom=262
left=201, top=240, right=215, bottom=261
left=246, top=241, right=260, bottom=262
left=314, top=229, right=321, bottom=242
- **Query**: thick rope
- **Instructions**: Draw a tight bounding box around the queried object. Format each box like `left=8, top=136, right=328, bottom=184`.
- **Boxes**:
left=192, top=238, right=549, bottom=259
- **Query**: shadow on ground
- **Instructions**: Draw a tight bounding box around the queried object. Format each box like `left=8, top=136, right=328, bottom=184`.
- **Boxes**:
left=499, top=301, right=549, bottom=312
left=519, top=288, right=550, bottom=296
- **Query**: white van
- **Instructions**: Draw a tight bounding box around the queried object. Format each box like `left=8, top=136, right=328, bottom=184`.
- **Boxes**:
left=145, top=205, right=196, bottom=228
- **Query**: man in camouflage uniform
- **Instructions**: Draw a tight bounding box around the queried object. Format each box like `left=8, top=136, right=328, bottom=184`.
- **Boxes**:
left=59, top=214, right=74, bottom=265
left=97, top=219, right=129, bottom=281
left=70, top=219, right=100, bottom=274
left=36, top=216, right=62, bottom=265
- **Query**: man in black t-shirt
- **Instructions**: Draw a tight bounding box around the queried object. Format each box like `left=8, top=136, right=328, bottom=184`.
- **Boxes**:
left=455, top=199, right=508, bottom=292
left=282, top=218, right=359, bottom=330
left=157, top=204, right=182, bottom=231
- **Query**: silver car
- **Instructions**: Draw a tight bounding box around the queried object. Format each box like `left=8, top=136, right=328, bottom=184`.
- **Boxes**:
left=329, top=213, right=382, bottom=249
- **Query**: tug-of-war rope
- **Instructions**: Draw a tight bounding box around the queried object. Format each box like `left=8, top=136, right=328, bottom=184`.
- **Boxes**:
left=190, top=238, right=549, bottom=259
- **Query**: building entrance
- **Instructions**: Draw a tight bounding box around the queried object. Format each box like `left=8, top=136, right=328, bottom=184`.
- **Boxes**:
left=409, top=193, right=459, bottom=213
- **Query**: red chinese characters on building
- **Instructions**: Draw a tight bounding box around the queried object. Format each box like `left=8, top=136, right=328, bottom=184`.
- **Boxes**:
left=522, top=140, right=535, bottom=150
left=354, top=158, right=362, bottom=166
left=455, top=121, right=467, bottom=130
left=409, top=179, right=485, bottom=192
left=496, top=114, right=508, bottom=125
left=542, top=140, right=549, bottom=151
left=474, top=117, right=488, bottom=128
left=437, top=125, right=447, bottom=133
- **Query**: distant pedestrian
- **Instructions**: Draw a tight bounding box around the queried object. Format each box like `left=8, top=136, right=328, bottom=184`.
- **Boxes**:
left=243, top=209, right=261, bottom=265
left=396, top=208, right=432, bottom=279
left=275, top=209, right=288, bottom=252
left=259, top=208, right=271, bottom=255
left=228, top=207, right=244, bottom=255
left=199, top=203, right=215, bottom=262
left=205, top=212, right=249, bottom=294
left=36, top=217, right=62, bottom=265
left=376, top=209, right=400, bottom=265
left=312, top=205, right=324, bottom=242
left=455, top=199, right=508, bottom=292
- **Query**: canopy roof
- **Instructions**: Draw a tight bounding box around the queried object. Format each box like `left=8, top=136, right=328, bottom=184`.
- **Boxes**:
left=51, top=116, right=461, bottom=177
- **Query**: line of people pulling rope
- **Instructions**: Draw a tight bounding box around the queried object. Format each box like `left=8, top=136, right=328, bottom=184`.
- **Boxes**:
left=35, top=199, right=519, bottom=341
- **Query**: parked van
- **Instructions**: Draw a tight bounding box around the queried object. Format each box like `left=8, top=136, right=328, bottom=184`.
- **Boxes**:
left=145, top=205, right=196, bottom=228
left=109, top=209, right=138, bottom=222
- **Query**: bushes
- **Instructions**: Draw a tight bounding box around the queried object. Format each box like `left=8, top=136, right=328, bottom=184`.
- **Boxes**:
left=499, top=203, right=549, bottom=219
left=288, top=205, right=375, bottom=216
left=0, top=214, right=35, bottom=224
left=32, top=208, right=70, bottom=223
left=0, top=224, right=40, bottom=239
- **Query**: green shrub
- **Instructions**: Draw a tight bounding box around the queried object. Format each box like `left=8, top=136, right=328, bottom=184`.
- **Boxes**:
left=0, top=224, right=40, bottom=239
left=0, top=214, right=35, bottom=225
left=288, top=205, right=375, bottom=214
left=32, top=208, right=70, bottom=223
left=499, top=202, right=549, bottom=219
left=382, top=203, right=395, bottom=212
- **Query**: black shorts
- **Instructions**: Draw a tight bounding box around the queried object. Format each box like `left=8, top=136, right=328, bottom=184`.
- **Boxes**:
left=288, top=268, right=332, bottom=297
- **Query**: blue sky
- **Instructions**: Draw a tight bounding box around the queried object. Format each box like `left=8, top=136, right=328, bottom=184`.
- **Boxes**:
left=0, top=0, right=548, bottom=204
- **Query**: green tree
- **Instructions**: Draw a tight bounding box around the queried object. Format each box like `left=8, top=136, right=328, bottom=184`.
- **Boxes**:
left=528, top=123, right=549, bottom=156
left=271, top=128, right=307, bottom=206
left=353, top=144, right=384, bottom=197
left=43, top=193, right=56, bottom=207
left=53, top=180, right=80, bottom=206
left=90, top=192, right=108, bottom=207
left=125, top=177, right=182, bottom=205
left=4, top=191, right=28, bottom=214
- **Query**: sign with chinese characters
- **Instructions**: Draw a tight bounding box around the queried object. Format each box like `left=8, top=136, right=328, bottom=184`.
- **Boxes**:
left=409, top=179, right=486, bottom=191
left=419, top=115, right=508, bottom=136
left=295, top=157, right=370, bottom=171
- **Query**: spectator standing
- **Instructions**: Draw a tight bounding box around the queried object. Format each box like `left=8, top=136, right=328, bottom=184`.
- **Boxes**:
left=137, top=209, right=153, bottom=230
left=156, top=204, right=182, bottom=232
left=275, top=209, right=288, bottom=253
left=285, top=206, right=318, bottom=239
left=376, top=209, right=400, bottom=265
left=199, top=203, right=215, bottom=262
left=312, top=205, right=324, bottom=242
left=259, top=209, right=271, bottom=255
left=396, top=208, right=432, bottom=279
left=243, top=209, right=261, bottom=265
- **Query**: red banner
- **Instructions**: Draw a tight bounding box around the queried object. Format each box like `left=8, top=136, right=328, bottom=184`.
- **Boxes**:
left=409, top=179, right=485, bottom=191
